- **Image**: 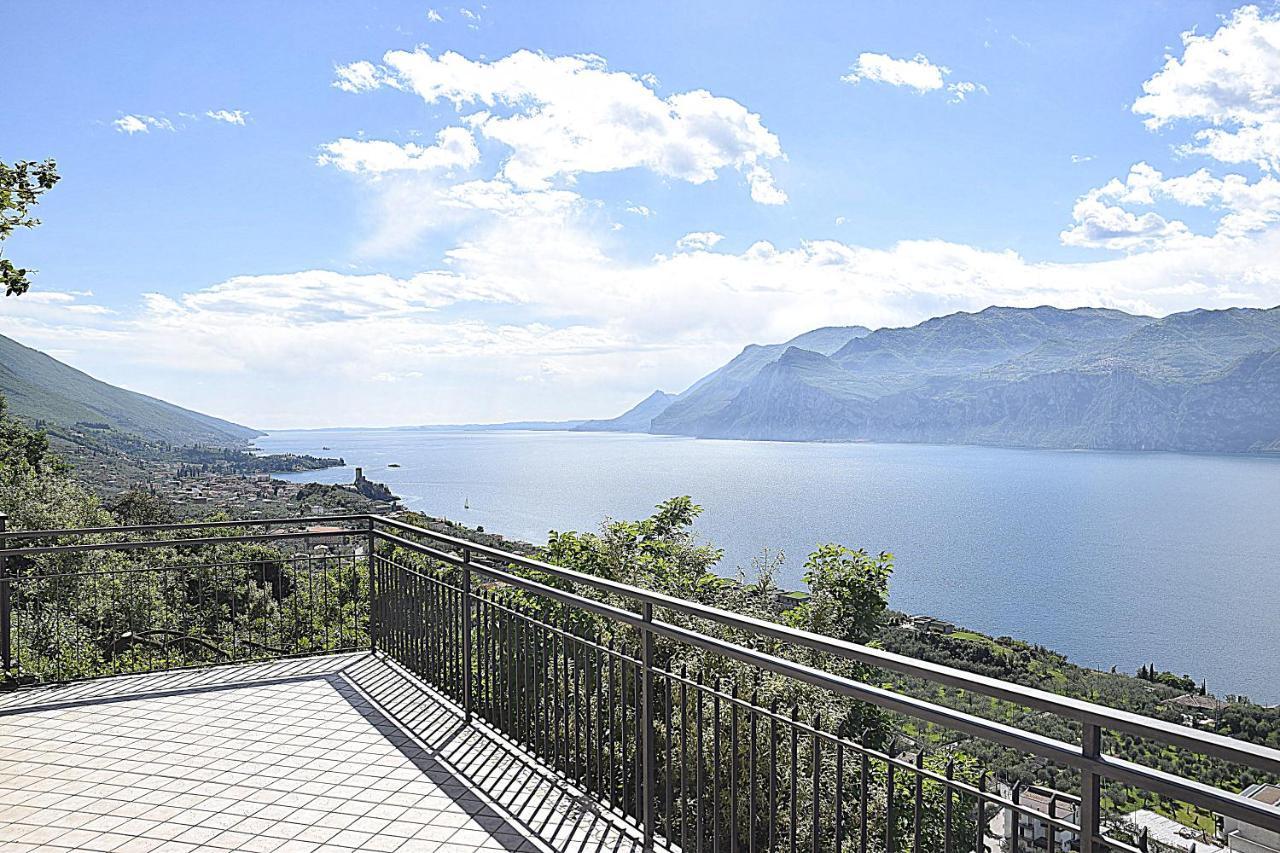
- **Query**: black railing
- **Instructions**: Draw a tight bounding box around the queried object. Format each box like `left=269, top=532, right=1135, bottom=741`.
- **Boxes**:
left=3, top=512, right=1278, bottom=853
left=0, top=513, right=370, bottom=684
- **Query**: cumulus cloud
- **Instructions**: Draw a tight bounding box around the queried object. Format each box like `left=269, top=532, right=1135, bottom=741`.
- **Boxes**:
left=113, top=114, right=174, bottom=134
left=675, top=231, right=725, bottom=251
left=1060, top=197, right=1190, bottom=250
left=1133, top=5, right=1280, bottom=171
left=1067, top=9, right=1280, bottom=250
left=205, top=109, right=248, bottom=125
left=427, top=8, right=443, bottom=22
left=842, top=52, right=985, bottom=102
left=317, top=127, right=480, bottom=174
left=331, top=48, right=787, bottom=202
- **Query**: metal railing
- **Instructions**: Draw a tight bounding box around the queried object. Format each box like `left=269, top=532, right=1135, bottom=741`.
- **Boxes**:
left=0, top=513, right=370, bottom=684
left=2, top=512, right=1277, bottom=853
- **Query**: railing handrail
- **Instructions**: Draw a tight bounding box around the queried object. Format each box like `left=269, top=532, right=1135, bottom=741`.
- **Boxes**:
left=0, top=513, right=371, bottom=541
left=371, top=524, right=1280, bottom=837
left=368, top=515, right=1280, bottom=778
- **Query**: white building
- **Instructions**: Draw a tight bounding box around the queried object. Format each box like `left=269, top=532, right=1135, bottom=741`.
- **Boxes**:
left=999, top=785, right=1080, bottom=853
left=1223, top=784, right=1280, bottom=853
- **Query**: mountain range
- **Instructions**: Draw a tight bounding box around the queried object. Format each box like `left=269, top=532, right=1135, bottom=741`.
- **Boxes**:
left=0, top=333, right=259, bottom=446
left=7, top=304, right=1280, bottom=454
left=581, top=306, right=1280, bottom=453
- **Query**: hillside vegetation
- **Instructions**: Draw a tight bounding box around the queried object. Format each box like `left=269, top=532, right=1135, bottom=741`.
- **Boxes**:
left=0, top=332, right=258, bottom=446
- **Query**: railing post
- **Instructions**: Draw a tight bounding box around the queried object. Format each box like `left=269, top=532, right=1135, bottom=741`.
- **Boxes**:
left=462, top=547, right=473, bottom=722
left=0, top=512, right=10, bottom=678
left=641, top=601, right=656, bottom=852
left=367, top=516, right=378, bottom=652
left=1080, top=722, right=1103, bottom=853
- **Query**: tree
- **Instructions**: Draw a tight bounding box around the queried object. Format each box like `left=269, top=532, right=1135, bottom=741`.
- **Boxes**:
left=786, top=543, right=893, bottom=645
left=1, top=159, right=61, bottom=296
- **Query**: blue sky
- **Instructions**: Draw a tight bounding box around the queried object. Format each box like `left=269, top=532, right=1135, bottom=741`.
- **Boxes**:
left=4, top=1, right=1280, bottom=427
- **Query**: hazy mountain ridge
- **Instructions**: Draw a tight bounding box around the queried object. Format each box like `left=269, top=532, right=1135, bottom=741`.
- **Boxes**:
left=0, top=333, right=259, bottom=447
left=574, top=390, right=676, bottom=432
left=650, top=325, right=871, bottom=435
left=623, top=305, right=1280, bottom=452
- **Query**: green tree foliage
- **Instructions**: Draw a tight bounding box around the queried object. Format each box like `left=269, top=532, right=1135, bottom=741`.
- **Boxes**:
left=0, top=392, right=367, bottom=684
left=787, top=543, right=892, bottom=644
left=0, top=159, right=60, bottom=296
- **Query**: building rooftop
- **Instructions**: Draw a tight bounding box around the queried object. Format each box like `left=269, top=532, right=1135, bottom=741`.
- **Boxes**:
left=0, top=653, right=649, bottom=853
left=1244, top=784, right=1280, bottom=809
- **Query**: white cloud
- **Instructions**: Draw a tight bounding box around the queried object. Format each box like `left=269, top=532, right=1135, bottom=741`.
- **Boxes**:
left=625, top=204, right=654, bottom=217
left=945, top=80, right=987, bottom=103
left=1071, top=154, right=1094, bottom=164
left=1066, top=11, right=1280, bottom=250
left=1060, top=196, right=1190, bottom=250
left=675, top=231, right=725, bottom=251
left=333, top=48, right=787, bottom=203
left=317, top=127, right=480, bottom=174
left=843, top=53, right=946, bottom=92
left=113, top=114, right=174, bottom=134
left=1133, top=5, right=1280, bottom=171
left=842, top=52, right=985, bottom=102
left=333, top=60, right=392, bottom=93
left=206, top=109, right=248, bottom=125
left=427, top=8, right=443, bottom=22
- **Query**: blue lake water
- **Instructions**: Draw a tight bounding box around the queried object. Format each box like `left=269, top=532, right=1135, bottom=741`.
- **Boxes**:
left=254, top=429, right=1280, bottom=703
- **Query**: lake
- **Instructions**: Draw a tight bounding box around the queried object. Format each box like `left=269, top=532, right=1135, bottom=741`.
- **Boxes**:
left=254, top=429, right=1280, bottom=703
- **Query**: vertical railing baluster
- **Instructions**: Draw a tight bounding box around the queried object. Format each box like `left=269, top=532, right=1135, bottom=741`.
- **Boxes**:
left=714, top=682, right=723, bottom=853
left=859, top=746, right=869, bottom=853
left=366, top=519, right=377, bottom=651
left=790, top=706, right=799, bottom=853
left=913, top=751, right=925, bottom=853
left=975, top=772, right=988, bottom=853
left=835, top=738, right=844, bottom=853
left=750, top=690, right=759, bottom=853
left=944, top=759, right=955, bottom=853
left=770, top=699, right=779, bottom=853
left=461, top=547, right=472, bottom=721
left=1011, top=781, right=1022, bottom=853
left=812, top=715, right=822, bottom=853
left=1080, top=723, right=1103, bottom=853
left=0, top=512, right=10, bottom=680
left=697, top=673, right=706, bottom=853
left=731, top=686, right=740, bottom=853
left=1047, top=793, right=1058, bottom=853
left=886, top=751, right=896, bottom=853
left=665, top=671, right=674, bottom=842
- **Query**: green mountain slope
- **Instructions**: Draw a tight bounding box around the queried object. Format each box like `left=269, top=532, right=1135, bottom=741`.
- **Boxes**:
left=0, top=333, right=259, bottom=446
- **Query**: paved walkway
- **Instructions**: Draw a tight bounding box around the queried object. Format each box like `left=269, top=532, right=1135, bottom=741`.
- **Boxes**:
left=0, top=653, right=651, bottom=853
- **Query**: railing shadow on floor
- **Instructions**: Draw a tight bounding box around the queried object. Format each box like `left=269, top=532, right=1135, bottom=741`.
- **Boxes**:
left=335, top=651, right=650, bottom=853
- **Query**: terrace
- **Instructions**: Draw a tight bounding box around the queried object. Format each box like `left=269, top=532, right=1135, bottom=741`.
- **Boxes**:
left=1, top=513, right=1277, bottom=853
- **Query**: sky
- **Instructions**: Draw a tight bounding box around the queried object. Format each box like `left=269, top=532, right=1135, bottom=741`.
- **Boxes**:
left=4, top=1, right=1280, bottom=428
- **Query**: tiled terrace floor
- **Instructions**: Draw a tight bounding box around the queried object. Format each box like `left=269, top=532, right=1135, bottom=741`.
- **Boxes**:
left=0, top=653, right=652, bottom=853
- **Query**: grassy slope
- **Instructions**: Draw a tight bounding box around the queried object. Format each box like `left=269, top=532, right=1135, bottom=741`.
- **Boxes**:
left=0, top=333, right=259, bottom=446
